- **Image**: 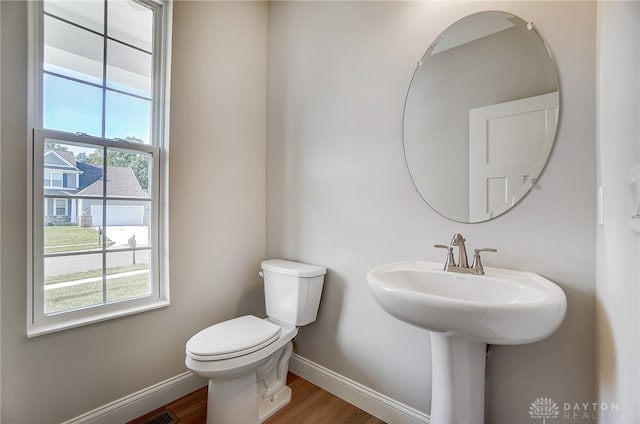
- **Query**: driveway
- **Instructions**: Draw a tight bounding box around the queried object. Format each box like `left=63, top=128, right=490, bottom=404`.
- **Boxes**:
left=104, top=226, right=149, bottom=248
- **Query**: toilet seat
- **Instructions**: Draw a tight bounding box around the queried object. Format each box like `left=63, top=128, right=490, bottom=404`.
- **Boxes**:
left=186, top=315, right=282, bottom=361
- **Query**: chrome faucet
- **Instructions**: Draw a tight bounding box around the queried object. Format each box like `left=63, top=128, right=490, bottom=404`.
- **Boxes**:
left=434, top=233, right=496, bottom=275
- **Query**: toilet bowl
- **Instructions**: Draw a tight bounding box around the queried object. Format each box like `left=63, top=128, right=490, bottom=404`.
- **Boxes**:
left=185, top=259, right=326, bottom=424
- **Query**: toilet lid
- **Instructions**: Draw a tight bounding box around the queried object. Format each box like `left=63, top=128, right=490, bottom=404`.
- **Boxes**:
left=186, top=315, right=282, bottom=361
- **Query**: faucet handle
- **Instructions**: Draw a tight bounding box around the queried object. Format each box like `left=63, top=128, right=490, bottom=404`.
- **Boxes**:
left=471, top=248, right=497, bottom=275
left=434, top=244, right=456, bottom=269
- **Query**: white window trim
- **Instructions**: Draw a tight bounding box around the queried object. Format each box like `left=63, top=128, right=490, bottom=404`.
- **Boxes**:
left=27, top=0, right=173, bottom=338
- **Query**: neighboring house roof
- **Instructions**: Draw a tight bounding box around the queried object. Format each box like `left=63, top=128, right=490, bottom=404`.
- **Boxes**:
left=77, top=162, right=103, bottom=189
left=76, top=165, right=148, bottom=198
left=54, top=150, right=77, bottom=167
left=44, top=188, right=79, bottom=196
left=44, top=151, right=146, bottom=198
left=44, top=149, right=78, bottom=169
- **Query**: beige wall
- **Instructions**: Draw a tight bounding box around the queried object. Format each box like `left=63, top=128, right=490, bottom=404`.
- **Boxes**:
left=0, top=1, right=268, bottom=422
left=266, top=1, right=596, bottom=421
left=596, top=1, right=640, bottom=420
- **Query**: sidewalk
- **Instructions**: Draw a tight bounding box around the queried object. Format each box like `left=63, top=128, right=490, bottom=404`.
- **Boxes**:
left=45, top=269, right=149, bottom=291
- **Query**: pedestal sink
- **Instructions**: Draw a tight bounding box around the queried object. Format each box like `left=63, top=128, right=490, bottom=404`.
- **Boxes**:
left=366, top=261, right=566, bottom=424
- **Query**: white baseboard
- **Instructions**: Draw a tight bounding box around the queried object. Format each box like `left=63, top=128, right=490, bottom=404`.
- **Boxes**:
left=62, top=356, right=428, bottom=424
left=289, top=353, right=429, bottom=424
left=61, top=371, right=207, bottom=424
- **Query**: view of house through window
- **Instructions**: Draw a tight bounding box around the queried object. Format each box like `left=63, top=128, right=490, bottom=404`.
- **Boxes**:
left=30, top=0, right=168, bottom=331
left=42, top=137, right=154, bottom=314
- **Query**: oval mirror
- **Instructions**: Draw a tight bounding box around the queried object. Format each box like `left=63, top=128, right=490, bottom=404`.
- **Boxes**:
left=403, top=11, right=559, bottom=223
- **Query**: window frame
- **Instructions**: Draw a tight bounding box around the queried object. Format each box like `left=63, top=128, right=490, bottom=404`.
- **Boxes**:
left=27, top=0, right=172, bottom=337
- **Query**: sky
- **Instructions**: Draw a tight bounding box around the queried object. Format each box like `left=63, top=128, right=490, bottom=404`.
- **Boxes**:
left=44, top=73, right=151, bottom=146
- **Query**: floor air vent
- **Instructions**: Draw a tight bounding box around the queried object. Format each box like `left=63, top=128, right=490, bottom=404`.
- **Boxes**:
left=144, top=410, right=178, bottom=424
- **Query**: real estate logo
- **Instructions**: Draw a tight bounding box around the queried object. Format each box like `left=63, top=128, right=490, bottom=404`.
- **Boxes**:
left=529, top=397, right=560, bottom=423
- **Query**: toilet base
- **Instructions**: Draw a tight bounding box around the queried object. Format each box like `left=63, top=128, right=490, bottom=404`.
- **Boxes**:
left=206, top=378, right=292, bottom=424
left=258, top=385, right=291, bottom=422
left=207, top=374, right=259, bottom=424
left=200, top=340, right=295, bottom=424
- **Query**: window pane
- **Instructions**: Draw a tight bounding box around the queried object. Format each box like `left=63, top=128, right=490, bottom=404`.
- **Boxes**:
left=105, top=148, right=152, bottom=197
left=44, top=139, right=104, bottom=197
left=105, top=91, right=151, bottom=143
left=44, top=15, right=104, bottom=85
left=44, top=197, right=69, bottom=223
left=44, top=217, right=110, bottom=254
left=44, top=253, right=104, bottom=313
left=105, top=251, right=151, bottom=303
left=44, top=0, right=104, bottom=34
left=107, top=40, right=151, bottom=97
left=103, top=200, right=151, bottom=250
left=107, top=1, right=153, bottom=52
left=77, top=167, right=105, bottom=198
left=102, top=201, right=149, bottom=243
left=43, top=74, right=103, bottom=136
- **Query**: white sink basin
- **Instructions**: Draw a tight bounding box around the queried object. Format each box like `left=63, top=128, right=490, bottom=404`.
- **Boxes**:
left=366, top=261, right=567, bottom=344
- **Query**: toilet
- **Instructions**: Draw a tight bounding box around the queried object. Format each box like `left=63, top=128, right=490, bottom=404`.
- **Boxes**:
left=185, top=259, right=326, bottom=424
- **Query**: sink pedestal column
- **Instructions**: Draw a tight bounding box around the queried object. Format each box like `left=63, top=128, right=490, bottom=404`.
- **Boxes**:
left=430, top=333, right=486, bottom=424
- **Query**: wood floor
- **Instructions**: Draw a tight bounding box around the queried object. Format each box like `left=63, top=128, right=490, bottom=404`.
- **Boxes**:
left=128, top=373, right=386, bottom=424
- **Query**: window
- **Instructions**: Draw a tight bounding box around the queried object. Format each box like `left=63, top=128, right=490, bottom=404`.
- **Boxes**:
left=54, top=199, right=67, bottom=216
left=44, top=171, right=63, bottom=188
left=28, top=0, right=172, bottom=337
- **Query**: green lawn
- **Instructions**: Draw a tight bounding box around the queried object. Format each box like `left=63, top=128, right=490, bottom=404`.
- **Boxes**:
left=44, top=267, right=150, bottom=314
left=44, top=226, right=145, bottom=313
left=44, top=226, right=114, bottom=254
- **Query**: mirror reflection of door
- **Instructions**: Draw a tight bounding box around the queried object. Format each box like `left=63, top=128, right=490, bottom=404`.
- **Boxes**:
left=468, top=92, right=558, bottom=221
left=402, top=11, right=560, bottom=223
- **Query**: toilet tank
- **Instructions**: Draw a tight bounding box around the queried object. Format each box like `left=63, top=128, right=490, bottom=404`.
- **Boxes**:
left=261, top=259, right=326, bottom=326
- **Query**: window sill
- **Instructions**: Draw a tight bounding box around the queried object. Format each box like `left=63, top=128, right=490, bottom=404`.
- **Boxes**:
left=27, top=298, right=170, bottom=338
